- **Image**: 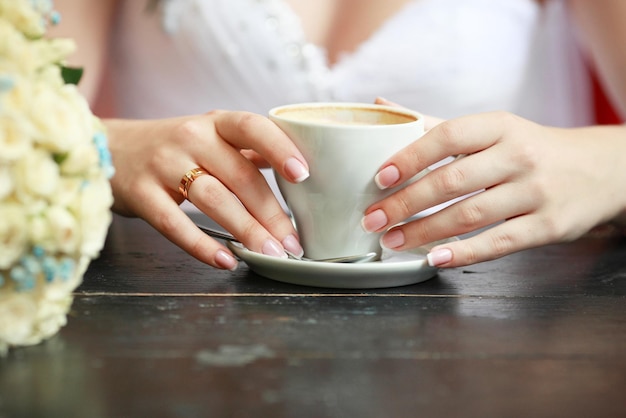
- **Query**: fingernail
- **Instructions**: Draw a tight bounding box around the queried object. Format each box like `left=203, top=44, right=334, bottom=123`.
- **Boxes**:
left=427, top=248, right=452, bottom=267
left=215, top=250, right=238, bottom=271
left=262, top=239, right=288, bottom=258
left=381, top=229, right=405, bottom=249
left=361, top=209, right=388, bottom=232
left=282, top=234, right=304, bottom=258
left=375, top=97, right=401, bottom=107
left=374, top=165, right=400, bottom=189
left=285, top=157, right=309, bottom=183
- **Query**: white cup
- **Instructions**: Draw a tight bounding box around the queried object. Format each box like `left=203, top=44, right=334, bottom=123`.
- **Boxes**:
left=269, top=102, right=427, bottom=260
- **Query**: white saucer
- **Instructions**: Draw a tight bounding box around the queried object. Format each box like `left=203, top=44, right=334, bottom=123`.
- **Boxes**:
left=227, top=238, right=457, bottom=289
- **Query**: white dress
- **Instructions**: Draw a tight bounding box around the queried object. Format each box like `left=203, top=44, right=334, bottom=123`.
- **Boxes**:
left=109, top=0, right=593, bottom=127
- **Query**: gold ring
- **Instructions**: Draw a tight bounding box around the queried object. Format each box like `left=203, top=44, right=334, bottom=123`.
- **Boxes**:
left=178, top=167, right=207, bottom=199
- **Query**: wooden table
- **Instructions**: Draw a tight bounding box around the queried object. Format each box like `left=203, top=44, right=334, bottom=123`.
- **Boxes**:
left=2, top=214, right=625, bottom=418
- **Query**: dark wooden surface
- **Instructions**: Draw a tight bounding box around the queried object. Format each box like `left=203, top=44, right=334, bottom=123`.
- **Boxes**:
left=1, top=214, right=625, bottom=418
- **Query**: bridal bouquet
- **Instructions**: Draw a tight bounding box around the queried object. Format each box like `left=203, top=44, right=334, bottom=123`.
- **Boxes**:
left=0, top=0, right=114, bottom=354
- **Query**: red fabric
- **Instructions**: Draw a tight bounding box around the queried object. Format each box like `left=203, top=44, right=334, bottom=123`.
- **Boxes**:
left=592, top=73, right=622, bottom=124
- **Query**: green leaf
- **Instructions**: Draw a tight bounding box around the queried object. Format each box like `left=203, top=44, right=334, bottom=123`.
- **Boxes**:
left=60, top=66, right=84, bottom=85
left=53, top=152, right=69, bottom=165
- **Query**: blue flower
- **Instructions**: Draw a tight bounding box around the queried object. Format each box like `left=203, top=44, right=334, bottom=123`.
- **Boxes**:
left=10, top=266, right=35, bottom=292
left=93, top=132, right=115, bottom=179
left=58, top=257, right=75, bottom=281
left=50, top=10, right=61, bottom=25
left=0, top=76, right=14, bottom=93
left=42, top=256, right=58, bottom=283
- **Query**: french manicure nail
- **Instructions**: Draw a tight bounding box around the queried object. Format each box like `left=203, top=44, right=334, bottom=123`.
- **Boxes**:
left=426, top=248, right=452, bottom=267
left=282, top=234, right=304, bottom=258
left=361, top=209, right=388, bottom=232
left=285, top=157, right=309, bottom=183
left=262, top=239, right=288, bottom=258
left=215, top=250, right=238, bottom=271
left=375, top=97, right=389, bottom=105
left=374, top=165, right=400, bottom=189
left=381, top=229, right=405, bottom=249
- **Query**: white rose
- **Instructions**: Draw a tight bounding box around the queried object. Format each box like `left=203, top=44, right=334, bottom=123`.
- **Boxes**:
left=0, top=293, right=38, bottom=347
left=1, top=73, right=36, bottom=110
left=13, top=147, right=60, bottom=201
left=46, top=205, right=80, bottom=254
left=28, top=205, right=79, bottom=255
left=1, top=74, right=34, bottom=115
left=35, top=256, right=90, bottom=340
left=76, top=177, right=113, bottom=257
left=36, top=64, right=64, bottom=89
left=0, top=164, right=14, bottom=199
left=33, top=38, right=76, bottom=71
left=0, top=20, right=38, bottom=74
left=34, top=299, right=69, bottom=342
left=30, top=83, right=92, bottom=152
left=28, top=215, right=48, bottom=247
left=0, top=203, right=28, bottom=269
left=60, top=140, right=100, bottom=176
left=0, top=0, right=54, bottom=38
left=43, top=256, right=88, bottom=300
left=49, top=177, right=82, bottom=207
left=0, top=111, right=35, bottom=162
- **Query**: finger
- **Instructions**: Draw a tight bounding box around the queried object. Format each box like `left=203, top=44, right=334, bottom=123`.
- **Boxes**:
left=186, top=172, right=299, bottom=258
left=137, top=187, right=240, bottom=270
left=379, top=181, right=539, bottom=252
left=423, top=214, right=558, bottom=268
left=363, top=147, right=514, bottom=232
left=423, top=115, right=446, bottom=131
left=240, top=149, right=270, bottom=168
left=211, top=110, right=310, bottom=183
left=375, top=112, right=516, bottom=190
left=166, top=114, right=303, bottom=256
left=194, top=140, right=302, bottom=256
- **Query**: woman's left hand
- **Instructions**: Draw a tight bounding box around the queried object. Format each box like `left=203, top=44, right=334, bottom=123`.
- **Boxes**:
left=362, top=111, right=626, bottom=268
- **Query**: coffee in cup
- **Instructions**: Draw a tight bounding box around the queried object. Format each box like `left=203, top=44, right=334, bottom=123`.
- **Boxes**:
left=269, top=102, right=426, bottom=260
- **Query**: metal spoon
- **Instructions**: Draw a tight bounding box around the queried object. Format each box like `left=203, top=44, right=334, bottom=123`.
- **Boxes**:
left=196, top=224, right=377, bottom=263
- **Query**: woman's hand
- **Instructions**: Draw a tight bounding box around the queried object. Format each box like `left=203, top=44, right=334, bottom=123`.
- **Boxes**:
left=105, top=110, right=309, bottom=270
left=362, top=111, right=626, bottom=268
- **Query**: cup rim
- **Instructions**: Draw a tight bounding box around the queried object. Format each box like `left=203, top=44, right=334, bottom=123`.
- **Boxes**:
left=268, top=102, right=423, bottom=128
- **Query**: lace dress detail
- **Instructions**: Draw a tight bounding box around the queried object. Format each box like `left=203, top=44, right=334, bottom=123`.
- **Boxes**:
left=110, top=0, right=592, bottom=127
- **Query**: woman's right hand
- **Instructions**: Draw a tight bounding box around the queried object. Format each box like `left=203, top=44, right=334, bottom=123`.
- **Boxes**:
left=105, top=110, right=310, bottom=270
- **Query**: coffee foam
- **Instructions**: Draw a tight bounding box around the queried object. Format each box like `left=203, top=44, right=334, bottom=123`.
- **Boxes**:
left=276, top=106, right=416, bottom=126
